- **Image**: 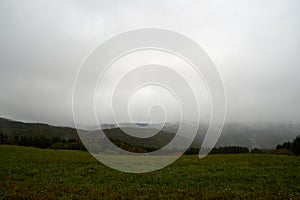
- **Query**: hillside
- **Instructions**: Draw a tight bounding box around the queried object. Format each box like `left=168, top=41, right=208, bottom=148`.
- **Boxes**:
left=0, top=117, right=79, bottom=140
left=1, top=117, right=299, bottom=150
left=0, top=117, right=181, bottom=152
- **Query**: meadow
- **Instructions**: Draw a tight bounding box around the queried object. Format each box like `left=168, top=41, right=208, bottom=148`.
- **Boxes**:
left=0, top=145, right=300, bottom=199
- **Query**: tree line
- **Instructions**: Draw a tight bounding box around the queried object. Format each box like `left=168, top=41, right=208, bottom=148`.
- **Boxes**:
left=2, top=128, right=299, bottom=156
left=185, top=146, right=250, bottom=155
left=0, top=131, right=252, bottom=154
left=0, top=131, right=85, bottom=150
left=276, top=136, right=300, bottom=156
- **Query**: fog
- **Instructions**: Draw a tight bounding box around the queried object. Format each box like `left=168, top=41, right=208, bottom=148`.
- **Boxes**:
left=1, top=0, right=300, bottom=127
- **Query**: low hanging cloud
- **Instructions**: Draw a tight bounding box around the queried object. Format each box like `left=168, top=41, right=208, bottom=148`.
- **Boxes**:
left=0, top=0, right=300, bottom=126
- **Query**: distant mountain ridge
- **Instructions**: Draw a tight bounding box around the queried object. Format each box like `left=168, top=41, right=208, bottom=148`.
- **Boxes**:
left=0, top=117, right=183, bottom=150
left=1, top=117, right=299, bottom=149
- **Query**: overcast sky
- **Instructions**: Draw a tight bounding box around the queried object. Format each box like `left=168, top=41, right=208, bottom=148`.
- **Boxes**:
left=0, top=0, right=300, bottom=127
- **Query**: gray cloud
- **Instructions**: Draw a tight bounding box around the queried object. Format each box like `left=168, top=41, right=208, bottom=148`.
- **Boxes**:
left=0, top=0, right=300, bottom=126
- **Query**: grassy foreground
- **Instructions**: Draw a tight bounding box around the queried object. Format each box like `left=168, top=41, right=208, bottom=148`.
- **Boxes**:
left=0, top=145, right=300, bottom=199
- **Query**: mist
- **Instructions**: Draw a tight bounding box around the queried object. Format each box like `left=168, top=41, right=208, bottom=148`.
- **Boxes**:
left=1, top=0, right=300, bottom=127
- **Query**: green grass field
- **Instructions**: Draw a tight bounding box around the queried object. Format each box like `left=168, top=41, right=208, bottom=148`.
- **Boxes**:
left=1, top=145, right=300, bottom=199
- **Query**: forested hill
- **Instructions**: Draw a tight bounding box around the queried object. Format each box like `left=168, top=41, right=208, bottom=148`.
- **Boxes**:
left=0, top=117, right=179, bottom=151
left=1, top=117, right=299, bottom=150
left=0, top=117, right=79, bottom=140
